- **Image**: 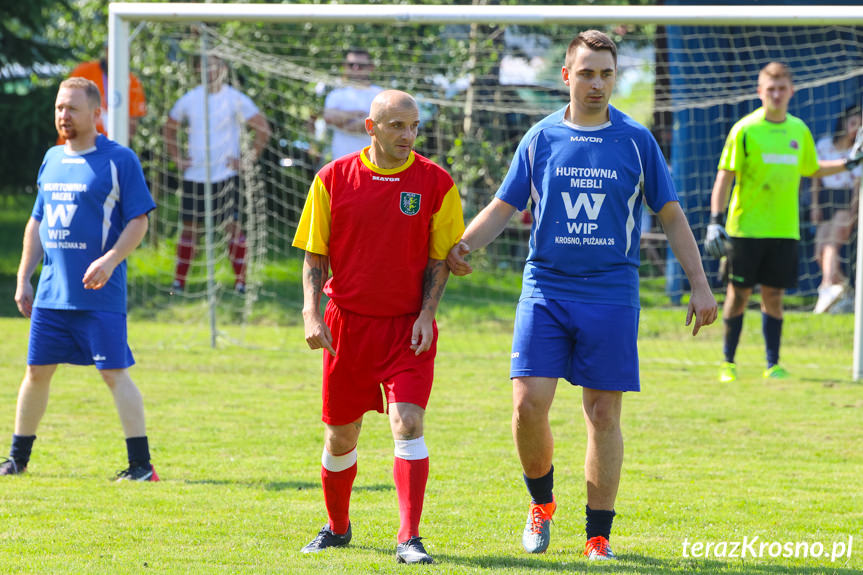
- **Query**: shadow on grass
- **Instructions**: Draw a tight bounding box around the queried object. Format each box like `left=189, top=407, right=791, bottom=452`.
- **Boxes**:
left=181, top=478, right=393, bottom=493
left=266, top=481, right=393, bottom=494
left=424, top=551, right=860, bottom=574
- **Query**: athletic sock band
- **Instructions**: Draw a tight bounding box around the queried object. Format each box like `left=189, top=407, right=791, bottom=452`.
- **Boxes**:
left=322, top=446, right=358, bottom=472
left=586, top=505, right=616, bottom=540
left=10, top=434, right=36, bottom=465
left=524, top=465, right=554, bottom=505
left=762, top=312, right=783, bottom=368
left=125, top=436, right=151, bottom=466
left=723, top=314, right=744, bottom=364
left=394, top=437, right=429, bottom=461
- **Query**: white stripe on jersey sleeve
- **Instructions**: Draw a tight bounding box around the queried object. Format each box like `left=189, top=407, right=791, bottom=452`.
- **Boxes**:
left=103, top=160, right=121, bottom=251
left=624, top=138, right=645, bottom=256
left=528, top=134, right=540, bottom=249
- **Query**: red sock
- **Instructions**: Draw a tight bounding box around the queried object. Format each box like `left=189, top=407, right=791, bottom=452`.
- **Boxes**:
left=393, top=456, right=429, bottom=543
left=322, top=462, right=356, bottom=535
left=228, top=234, right=247, bottom=284
left=175, top=229, right=196, bottom=286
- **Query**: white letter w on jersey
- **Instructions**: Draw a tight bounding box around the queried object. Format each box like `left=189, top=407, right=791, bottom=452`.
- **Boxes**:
left=45, top=204, right=78, bottom=228
left=562, top=192, right=605, bottom=220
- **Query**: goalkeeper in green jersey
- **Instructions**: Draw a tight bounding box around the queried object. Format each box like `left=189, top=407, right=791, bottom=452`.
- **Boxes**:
left=705, top=62, right=863, bottom=383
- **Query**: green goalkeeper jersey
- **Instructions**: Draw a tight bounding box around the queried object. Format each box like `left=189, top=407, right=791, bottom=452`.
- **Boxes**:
left=718, top=107, right=819, bottom=239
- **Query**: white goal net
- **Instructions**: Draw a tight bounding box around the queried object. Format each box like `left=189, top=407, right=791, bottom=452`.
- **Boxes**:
left=110, top=4, right=863, bottom=363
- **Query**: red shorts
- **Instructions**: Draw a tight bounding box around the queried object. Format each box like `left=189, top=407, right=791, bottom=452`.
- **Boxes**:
left=322, top=300, right=437, bottom=425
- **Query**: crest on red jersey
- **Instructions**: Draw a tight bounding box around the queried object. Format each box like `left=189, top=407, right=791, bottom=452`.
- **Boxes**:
left=400, top=192, right=421, bottom=216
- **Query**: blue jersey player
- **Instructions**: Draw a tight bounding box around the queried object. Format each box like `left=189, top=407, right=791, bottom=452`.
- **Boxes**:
left=0, top=78, right=158, bottom=481
left=447, top=31, right=717, bottom=560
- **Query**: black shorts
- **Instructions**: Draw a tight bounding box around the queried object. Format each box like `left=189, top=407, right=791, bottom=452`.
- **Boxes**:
left=726, top=237, right=798, bottom=289
left=181, top=176, right=241, bottom=225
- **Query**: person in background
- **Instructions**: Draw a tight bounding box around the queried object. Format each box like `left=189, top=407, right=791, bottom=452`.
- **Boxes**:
left=705, top=63, right=863, bottom=382
left=164, top=55, right=271, bottom=294
left=324, top=49, right=384, bottom=161
left=811, top=105, right=862, bottom=314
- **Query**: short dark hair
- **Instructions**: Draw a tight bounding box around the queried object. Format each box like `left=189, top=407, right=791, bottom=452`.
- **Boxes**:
left=346, top=49, right=371, bottom=61
left=59, top=77, right=101, bottom=109
left=566, top=30, right=618, bottom=68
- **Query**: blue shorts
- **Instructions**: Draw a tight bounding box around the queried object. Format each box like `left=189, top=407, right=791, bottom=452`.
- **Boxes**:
left=510, top=298, right=640, bottom=392
left=28, top=308, right=135, bottom=370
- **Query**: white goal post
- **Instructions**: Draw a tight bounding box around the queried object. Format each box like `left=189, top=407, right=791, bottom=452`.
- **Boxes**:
left=107, top=3, right=863, bottom=377
left=107, top=3, right=863, bottom=146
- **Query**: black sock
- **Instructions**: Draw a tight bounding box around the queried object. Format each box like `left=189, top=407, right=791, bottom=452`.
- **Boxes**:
left=10, top=434, right=36, bottom=466
left=523, top=465, right=554, bottom=505
left=762, top=312, right=783, bottom=368
left=723, top=314, right=744, bottom=364
left=585, top=505, right=616, bottom=540
left=125, top=436, right=151, bottom=467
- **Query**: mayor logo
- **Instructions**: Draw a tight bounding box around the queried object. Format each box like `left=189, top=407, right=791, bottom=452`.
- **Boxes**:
left=399, top=192, right=421, bottom=216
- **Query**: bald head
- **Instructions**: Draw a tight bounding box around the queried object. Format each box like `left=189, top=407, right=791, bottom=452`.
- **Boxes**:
left=365, top=90, right=420, bottom=169
left=370, top=90, right=418, bottom=122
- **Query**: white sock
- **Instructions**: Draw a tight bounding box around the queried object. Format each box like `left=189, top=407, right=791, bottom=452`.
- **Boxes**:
left=393, top=437, right=428, bottom=460
left=321, top=446, right=357, bottom=472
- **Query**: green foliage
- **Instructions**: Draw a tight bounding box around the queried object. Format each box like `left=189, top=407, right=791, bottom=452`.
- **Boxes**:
left=0, top=87, right=58, bottom=191
left=41, top=0, right=111, bottom=60
left=0, top=0, right=107, bottom=193
left=0, top=0, right=71, bottom=68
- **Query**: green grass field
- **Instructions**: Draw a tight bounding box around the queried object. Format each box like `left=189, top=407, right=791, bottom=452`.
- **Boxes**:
left=0, top=310, right=860, bottom=574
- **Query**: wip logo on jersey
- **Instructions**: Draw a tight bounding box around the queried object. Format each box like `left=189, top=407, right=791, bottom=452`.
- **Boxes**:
left=561, top=192, right=604, bottom=234
left=45, top=204, right=78, bottom=228
left=43, top=203, right=87, bottom=248
left=562, top=192, right=605, bottom=219
left=399, top=192, right=421, bottom=216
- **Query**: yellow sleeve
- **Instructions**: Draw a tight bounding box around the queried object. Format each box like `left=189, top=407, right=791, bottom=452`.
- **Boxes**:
left=291, top=175, right=331, bottom=255
left=800, top=126, right=820, bottom=177
left=429, top=184, right=465, bottom=259
left=717, top=123, right=743, bottom=173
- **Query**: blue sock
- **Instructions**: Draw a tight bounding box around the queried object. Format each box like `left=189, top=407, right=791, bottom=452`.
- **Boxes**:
left=762, top=313, right=783, bottom=368
left=585, top=505, right=616, bottom=540
left=723, top=314, right=744, bottom=363
left=523, top=465, right=554, bottom=505
left=10, top=434, right=36, bottom=466
left=125, top=436, right=151, bottom=467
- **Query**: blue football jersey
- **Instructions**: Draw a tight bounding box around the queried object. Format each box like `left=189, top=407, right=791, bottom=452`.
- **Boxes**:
left=496, top=105, right=678, bottom=309
left=32, top=135, right=155, bottom=312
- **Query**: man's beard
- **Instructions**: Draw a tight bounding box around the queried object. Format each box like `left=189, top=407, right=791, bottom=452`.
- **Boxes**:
left=58, top=124, right=77, bottom=141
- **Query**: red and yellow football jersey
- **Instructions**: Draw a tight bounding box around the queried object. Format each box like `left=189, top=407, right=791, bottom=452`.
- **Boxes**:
left=293, top=148, right=464, bottom=317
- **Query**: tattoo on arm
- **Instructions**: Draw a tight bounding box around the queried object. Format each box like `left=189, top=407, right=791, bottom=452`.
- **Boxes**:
left=303, top=253, right=329, bottom=312
left=421, top=259, right=450, bottom=313
left=306, top=265, right=324, bottom=294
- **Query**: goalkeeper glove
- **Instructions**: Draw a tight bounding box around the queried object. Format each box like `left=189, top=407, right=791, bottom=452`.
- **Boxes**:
left=705, top=214, right=728, bottom=259
left=845, top=126, right=863, bottom=170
